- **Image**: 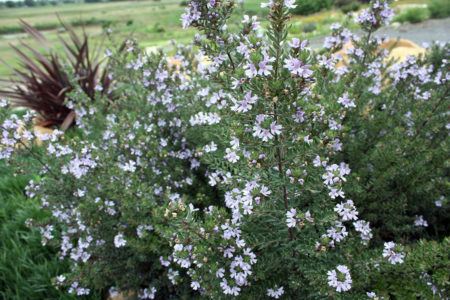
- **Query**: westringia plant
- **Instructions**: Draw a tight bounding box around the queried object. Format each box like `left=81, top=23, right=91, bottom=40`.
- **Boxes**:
left=0, top=0, right=448, bottom=299
left=154, top=0, right=400, bottom=298
left=334, top=37, right=449, bottom=242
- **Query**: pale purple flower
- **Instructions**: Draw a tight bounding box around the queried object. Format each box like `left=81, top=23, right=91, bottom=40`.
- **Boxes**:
left=267, top=286, right=284, bottom=298
left=337, top=92, right=356, bottom=108
left=414, top=215, right=428, bottom=227
left=216, top=268, right=225, bottom=278
left=224, top=148, right=240, bottom=163
left=0, top=98, right=9, bottom=107
left=329, top=187, right=345, bottom=199
left=367, top=292, right=377, bottom=298
left=138, top=287, right=156, bottom=299
left=244, top=63, right=258, bottom=78
left=258, top=61, right=273, bottom=76
left=383, top=242, right=405, bottom=264
left=286, top=208, right=297, bottom=228
left=283, top=57, right=313, bottom=78
left=288, top=38, right=308, bottom=49
left=334, top=200, right=359, bottom=221
left=270, top=121, right=282, bottom=136
left=242, top=15, right=260, bottom=30
left=284, top=0, right=296, bottom=9
left=354, top=220, right=373, bottom=243
left=261, top=0, right=274, bottom=8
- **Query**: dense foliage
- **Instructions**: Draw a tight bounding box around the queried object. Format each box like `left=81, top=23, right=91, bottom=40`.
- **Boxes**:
left=338, top=40, right=450, bottom=242
left=292, top=0, right=333, bottom=15
left=428, top=0, right=450, bottom=19
left=0, top=0, right=448, bottom=299
left=0, top=161, right=103, bottom=299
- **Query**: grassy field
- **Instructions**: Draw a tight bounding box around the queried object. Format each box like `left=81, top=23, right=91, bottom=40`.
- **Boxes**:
left=0, top=0, right=430, bottom=77
left=0, top=0, right=198, bottom=76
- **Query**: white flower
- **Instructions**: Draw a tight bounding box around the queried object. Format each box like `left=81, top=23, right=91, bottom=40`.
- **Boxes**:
left=137, top=225, right=154, bottom=238
left=109, top=287, right=119, bottom=297
left=138, top=287, right=156, bottom=299
left=224, top=148, right=240, bottom=163
left=261, top=0, right=274, bottom=8
left=270, top=121, right=282, bottom=136
left=354, top=220, right=373, bottom=242
left=286, top=208, right=297, bottom=228
left=334, top=200, right=359, bottom=221
left=382, top=242, right=405, bottom=265
left=191, top=281, right=200, bottom=290
left=337, top=92, right=356, bottom=108
left=267, top=286, right=284, bottom=298
left=119, top=160, right=136, bottom=172
left=327, top=265, right=352, bottom=292
left=0, top=98, right=9, bottom=107
left=114, top=233, right=127, bottom=248
left=284, top=0, right=297, bottom=9
left=414, top=215, right=428, bottom=227
left=216, top=268, right=225, bottom=278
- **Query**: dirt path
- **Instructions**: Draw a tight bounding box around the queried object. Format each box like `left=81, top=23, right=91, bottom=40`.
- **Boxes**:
left=309, top=17, right=450, bottom=49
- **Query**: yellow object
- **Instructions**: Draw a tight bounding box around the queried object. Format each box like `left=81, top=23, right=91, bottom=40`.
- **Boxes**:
left=32, top=125, right=54, bottom=146
left=14, top=124, right=54, bottom=148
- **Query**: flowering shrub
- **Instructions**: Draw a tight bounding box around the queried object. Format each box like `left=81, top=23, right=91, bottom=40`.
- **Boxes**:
left=159, top=0, right=388, bottom=297
left=335, top=36, right=450, bottom=241
left=0, top=40, right=216, bottom=297
left=0, top=0, right=449, bottom=298
left=371, top=238, right=450, bottom=298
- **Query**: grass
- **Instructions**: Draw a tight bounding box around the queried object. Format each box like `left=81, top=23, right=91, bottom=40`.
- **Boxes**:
left=428, top=0, right=450, bottom=19
left=0, top=0, right=200, bottom=76
left=394, top=7, right=430, bottom=23
left=0, top=0, right=433, bottom=78
left=0, top=0, right=351, bottom=77
left=0, top=161, right=102, bottom=299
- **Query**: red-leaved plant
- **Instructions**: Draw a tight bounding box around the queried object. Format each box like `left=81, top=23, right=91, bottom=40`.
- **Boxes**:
left=0, top=19, right=115, bottom=129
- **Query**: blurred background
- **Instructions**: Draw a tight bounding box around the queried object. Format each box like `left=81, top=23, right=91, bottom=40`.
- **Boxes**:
left=0, top=0, right=449, bottom=78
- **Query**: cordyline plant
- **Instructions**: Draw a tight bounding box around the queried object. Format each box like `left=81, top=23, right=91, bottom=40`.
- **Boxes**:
left=0, top=19, right=114, bottom=129
left=0, top=0, right=449, bottom=299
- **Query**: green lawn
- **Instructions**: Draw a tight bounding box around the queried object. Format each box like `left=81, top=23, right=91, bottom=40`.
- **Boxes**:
left=0, top=0, right=343, bottom=78
left=0, top=0, right=430, bottom=78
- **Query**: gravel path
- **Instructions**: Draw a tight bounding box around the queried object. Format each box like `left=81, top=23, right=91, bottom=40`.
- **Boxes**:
left=309, top=17, right=450, bottom=49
